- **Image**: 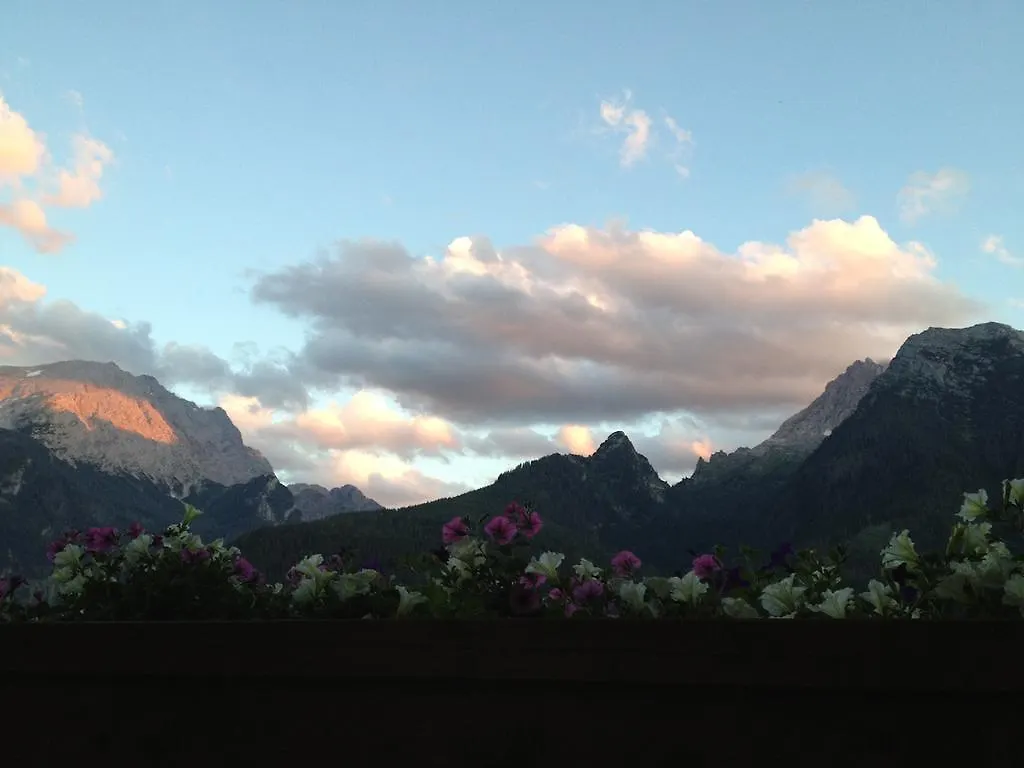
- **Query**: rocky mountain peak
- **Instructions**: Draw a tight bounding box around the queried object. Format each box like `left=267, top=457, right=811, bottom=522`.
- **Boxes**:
left=588, top=431, right=669, bottom=501
left=0, top=360, right=272, bottom=494
left=880, top=323, right=1024, bottom=401
left=593, top=430, right=636, bottom=457
left=757, top=357, right=889, bottom=453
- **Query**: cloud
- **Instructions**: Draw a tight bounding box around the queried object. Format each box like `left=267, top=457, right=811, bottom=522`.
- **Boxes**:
left=252, top=216, right=982, bottom=428
left=555, top=424, right=596, bottom=456
left=786, top=170, right=856, bottom=214
left=597, top=93, right=693, bottom=177
left=0, top=93, right=114, bottom=252
left=981, top=235, right=1024, bottom=268
left=217, top=394, right=471, bottom=508
left=0, top=267, right=310, bottom=410
left=599, top=90, right=653, bottom=167
left=897, top=168, right=969, bottom=223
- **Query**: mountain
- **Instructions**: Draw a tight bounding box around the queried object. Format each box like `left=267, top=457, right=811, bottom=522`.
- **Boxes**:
left=0, top=361, right=271, bottom=495
left=758, top=322, right=1024, bottom=581
left=0, top=361, right=295, bottom=575
left=234, top=322, right=1024, bottom=582
left=287, top=483, right=383, bottom=522
left=233, top=430, right=670, bottom=580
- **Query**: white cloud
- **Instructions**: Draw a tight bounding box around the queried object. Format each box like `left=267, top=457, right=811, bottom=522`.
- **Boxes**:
left=897, top=168, right=969, bottom=223
left=982, top=235, right=1024, bottom=268
left=0, top=93, right=114, bottom=252
left=599, top=90, right=652, bottom=167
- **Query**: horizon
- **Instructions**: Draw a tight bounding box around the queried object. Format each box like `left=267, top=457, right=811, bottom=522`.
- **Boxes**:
left=2, top=2, right=1022, bottom=507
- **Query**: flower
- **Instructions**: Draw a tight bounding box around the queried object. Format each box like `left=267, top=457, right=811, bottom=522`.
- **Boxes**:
left=572, top=578, right=604, bottom=603
left=617, top=581, right=647, bottom=611
left=572, top=558, right=602, bottom=579
left=1002, top=574, right=1024, bottom=615
left=957, top=490, right=989, bottom=522
left=525, top=551, right=564, bottom=581
left=721, top=597, right=760, bottom=619
left=396, top=586, right=427, bottom=617
left=127, top=521, right=145, bottom=539
left=548, top=588, right=565, bottom=602
left=759, top=574, right=807, bottom=617
left=83, top=527, right=119, bottom=554
left=691, top=554, right=722, bottom=580
left=859, top=579, right=897, bottom=616
left=881, top=530, right=920, bottom=571
left=483, top=515, right=517, bottom=545
left=610, top=550, right=641, bottom=577
left=517, top=510, right=544, bottom=539
left=441, top=517, right=470, bottom=545
left=808, top=588, right=855, bottom=619
left=1005, top=478, right=1024, bottom=507
left=234, top=557, right=258, bottom=583
left=667, top=571, right=708, bottom=605
left=52, top=544, right=84, bottom=570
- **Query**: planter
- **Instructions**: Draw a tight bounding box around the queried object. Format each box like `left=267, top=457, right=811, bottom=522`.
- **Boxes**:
left=1, top=620, right=1022, bottom=765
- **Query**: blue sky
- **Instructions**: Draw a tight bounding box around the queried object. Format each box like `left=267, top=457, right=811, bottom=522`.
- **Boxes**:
left=1, top=1, right=1022, bottom=506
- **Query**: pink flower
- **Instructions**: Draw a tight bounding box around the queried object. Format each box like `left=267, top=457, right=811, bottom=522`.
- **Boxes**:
left=519, top=572, right=547, bottom=590
left=441, top=516, right=470, bottom=545
left=483, top=515, right=517, bottom=545
left=548, top=588, right=565, bottom=602
left=504, top=502, right=527, bottom=521
left=234, top=557, right=258, bottom=583
left=565, top=602, right=579, bottom=617
left=518, top=510, right=543, bottom=539
left=127, top=522, right=145, bottom=539
left=83, top=527, right=119, bottom=554
left=180, top=548, right=211, bottom=565
left=572, top=578, right=604, bottom=603
left=692, top=553, right=722, bottom=580
left=610, top=550, right=641, bottom=577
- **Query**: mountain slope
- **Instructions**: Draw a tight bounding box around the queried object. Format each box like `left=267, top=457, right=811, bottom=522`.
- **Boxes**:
left=0, top=361, right=271, bottom=495
left=759, top=322, right=1024, bottom=580
left=288, top=483, right=383, bottom=521
left=234, top=432, right=668, bottom=580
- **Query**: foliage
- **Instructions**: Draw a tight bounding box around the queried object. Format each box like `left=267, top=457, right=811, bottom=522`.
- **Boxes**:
left=2, top=478, right=1024, bottom=622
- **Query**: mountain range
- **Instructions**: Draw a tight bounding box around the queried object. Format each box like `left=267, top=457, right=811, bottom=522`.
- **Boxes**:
left=0, top=322, right=1022, bottom=583
left=0, top=362, right=380, bottom=575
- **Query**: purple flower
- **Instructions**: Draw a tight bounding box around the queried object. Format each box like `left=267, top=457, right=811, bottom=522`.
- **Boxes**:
left=234, top=557, right=259, bottom=583
left=83, top=527, right=119, bottom=554
left=572, top=578, right=604, bottom=603
left=127, top=522, right=145, bottom=539
left=483, top=515, right=517, bottom=545
left=180, top=548, right=211, bottom=565
left=610, top=551, right=641, bottom=577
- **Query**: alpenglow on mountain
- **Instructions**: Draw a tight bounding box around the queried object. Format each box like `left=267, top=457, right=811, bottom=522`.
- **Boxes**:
left=0, top=361, right=271, bottom=495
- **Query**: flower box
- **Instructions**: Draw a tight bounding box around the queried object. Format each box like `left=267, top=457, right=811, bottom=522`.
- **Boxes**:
left=1, top=620, right=1022, bottom=765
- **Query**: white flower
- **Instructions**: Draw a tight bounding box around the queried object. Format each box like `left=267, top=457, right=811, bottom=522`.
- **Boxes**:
left=292, top=578, right=319, bottom=605
left=525, top=552, right=565, bottom=580
left=957, top=490, right=989, bottom=522
left=53, top=544, right=84, bottom=570
left=294, top=554, right=325, bottom=579
left=721, top=597, right=760, bottom=619
left=1002, top=574, right=1024, bottom=614
left=573, top=558, right=602, bottom=579
left=445, top=556, right=473, bottom=584
left=880, top=530, right=919, bottom=571
left=448, top=537, right=487, bottom=566
left=667, top=571, right=708, bottom=605
left=759, top=574, right=807, bottom=617
left=960, top=522, right=992, bottom=555
left=1005, top=478, right=1024, bottom=507
left=859, top=579, right=897, bottom=616
left=122, top=534, right=153, bottom=565
left=57, top=573, right=87, bottom=596
left=808, top=587, right=855, bottom=619
left=396, top=586, right=427, bottom=617
left=617, top=581, right=647, bottom=610
left=332, top=569, right=378, bottom=601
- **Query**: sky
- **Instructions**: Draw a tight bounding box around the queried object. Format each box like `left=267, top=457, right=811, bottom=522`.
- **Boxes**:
left=1, top=0, right=1022, bottom=508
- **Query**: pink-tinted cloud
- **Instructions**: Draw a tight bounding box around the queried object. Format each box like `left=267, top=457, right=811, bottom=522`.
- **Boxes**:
left=0, top=93, right=114, bottom=253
